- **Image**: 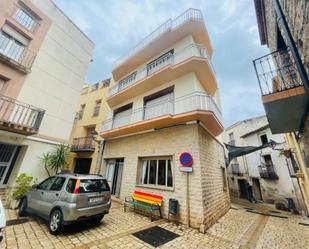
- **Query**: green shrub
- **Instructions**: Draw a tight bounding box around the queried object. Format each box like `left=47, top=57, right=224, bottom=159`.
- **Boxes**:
left=12, top=173, right=36, bottom=200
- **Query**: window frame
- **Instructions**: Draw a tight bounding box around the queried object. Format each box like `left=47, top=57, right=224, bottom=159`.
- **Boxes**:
left=49, top=176, right=66, bottom=192
left=138, top=157, right=174, bottom=190
left=260, top=133, right=268, bottom=145
left=37, top=176, right=56, bottom=191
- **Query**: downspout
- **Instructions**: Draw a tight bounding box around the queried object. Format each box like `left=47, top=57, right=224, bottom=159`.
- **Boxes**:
left=95, top=140, right=105, bottom=174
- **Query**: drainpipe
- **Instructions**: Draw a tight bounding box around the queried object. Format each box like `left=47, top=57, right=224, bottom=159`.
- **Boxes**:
left=95, top=140, right=105, bottom=174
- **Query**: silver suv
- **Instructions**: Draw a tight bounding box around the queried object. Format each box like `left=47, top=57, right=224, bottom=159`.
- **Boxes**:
left=19, top=173, right=111, bottom=235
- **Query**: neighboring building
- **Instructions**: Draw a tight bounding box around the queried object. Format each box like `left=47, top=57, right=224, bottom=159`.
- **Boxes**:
left=253, top=0, right=309, bottom=213
left=0, top=0, right=94, bottom=205
left=99, top=9, right=229, bottom=231
left=223, top=116, right=303, bottom=210
left=68, top=79, right=110, bottom=174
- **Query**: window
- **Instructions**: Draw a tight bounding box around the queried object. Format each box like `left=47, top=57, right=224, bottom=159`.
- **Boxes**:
left=113, top=103, right=133, bottom=128
left=140, top=158, right=173, bottom=187
left=78, top=104, right=85, bottom=120
left=66, top=179, right=76, bottom=193
left=260, top=134, right=268, bottom=145
left=37, top=177, right=55, bottom=190
left=228, top=132, right=235, bottom=145
left=13, top=7, right=37, bottom=31
left=102, top=78, right=110, bottom=88
left=93, top=100, right=101, bottom=117
left=0, top=32, right=24, bottom=62
left=79, top=179, right=110, bottom=193
left=263, top=154, right=273, bottom=166
left=50, top=177, right=66, bottom=191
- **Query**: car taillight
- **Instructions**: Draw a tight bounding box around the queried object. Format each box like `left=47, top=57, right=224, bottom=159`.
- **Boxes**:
left=74, top=179, right=80, bottom=194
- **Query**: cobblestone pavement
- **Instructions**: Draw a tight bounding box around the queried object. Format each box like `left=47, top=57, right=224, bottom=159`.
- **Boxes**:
left=1, top=200, right=309, bottom=249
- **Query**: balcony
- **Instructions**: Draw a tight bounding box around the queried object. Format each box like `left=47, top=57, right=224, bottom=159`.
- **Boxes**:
left=101, top=91, right=223, bottom=138
left=253, top=48, right=308, bottom=134
left=71, top=137, right=96, bottom=152
left=0, top=94, right=45, bottom=135
left=258, top=163, right=279, bottom=180
left=0, top=32, right=36, bottom=73
left=112, top=8, right=212, bottom=81
left=108, top=43, right=217, bottom=107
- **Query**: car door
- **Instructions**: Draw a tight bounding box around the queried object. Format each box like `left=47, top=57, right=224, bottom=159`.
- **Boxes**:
left=28, top=177, right=55, bottom=216
left=42, top=176, right=66, bottom=216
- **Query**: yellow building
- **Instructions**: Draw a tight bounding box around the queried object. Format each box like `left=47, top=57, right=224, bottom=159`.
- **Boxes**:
left=68, top=79, right=110, bottom=174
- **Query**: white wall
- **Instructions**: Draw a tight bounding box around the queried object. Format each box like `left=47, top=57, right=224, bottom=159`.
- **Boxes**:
left=17, top=0, right=94, bottom=142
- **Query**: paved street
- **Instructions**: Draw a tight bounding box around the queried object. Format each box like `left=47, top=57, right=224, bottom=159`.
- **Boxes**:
left=1, top=200, right=309, bottom=249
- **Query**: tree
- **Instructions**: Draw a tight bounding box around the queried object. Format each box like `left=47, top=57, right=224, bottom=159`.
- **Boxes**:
left=39, top=152, right=51, bottom=176
left=39, top=144, right=69, bottom=175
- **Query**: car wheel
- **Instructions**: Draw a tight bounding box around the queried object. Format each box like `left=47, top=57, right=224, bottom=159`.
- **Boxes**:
left=18, top=197, right=28, bottom=217
left=49, top=209, right=63, bottom=235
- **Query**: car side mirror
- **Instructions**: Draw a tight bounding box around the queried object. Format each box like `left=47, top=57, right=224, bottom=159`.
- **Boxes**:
left=32, top=184, right=38, bottom=190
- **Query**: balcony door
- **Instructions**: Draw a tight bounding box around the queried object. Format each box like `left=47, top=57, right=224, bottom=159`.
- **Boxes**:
left=0, top=32, right=24, bottom=62
left=112, top=103, right=133, bottom=128
left=0, top=143, right=20, bottom=187
left=143, top=86, right=174, bottom=120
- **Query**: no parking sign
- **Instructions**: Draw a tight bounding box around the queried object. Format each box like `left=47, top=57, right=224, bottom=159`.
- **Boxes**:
left=179, top=152, right=193, bottom=172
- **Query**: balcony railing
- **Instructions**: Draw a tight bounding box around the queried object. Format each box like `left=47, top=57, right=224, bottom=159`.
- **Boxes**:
left=109, top=43, right=210, bottom=96
left=71, top=137, right=96, bottom=152
left=11, top=4, right=40, bottom=33
left=258, top=163, right=279, bottom=180
left=253, top=47, right=303, bottom=96
left=102, top=91, right=222, bottom=132
left=113, top=8, right=203, bottom=69
left=0, top=94, right=45, bottom=134
left=0, top=32, right=36, bottom=71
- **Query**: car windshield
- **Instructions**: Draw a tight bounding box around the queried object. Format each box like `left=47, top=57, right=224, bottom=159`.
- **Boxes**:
left=79, top=179, right=109, bottom=193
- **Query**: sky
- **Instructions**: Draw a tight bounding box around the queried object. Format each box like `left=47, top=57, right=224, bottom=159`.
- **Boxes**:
left=54, top=0, right=269, bottom=127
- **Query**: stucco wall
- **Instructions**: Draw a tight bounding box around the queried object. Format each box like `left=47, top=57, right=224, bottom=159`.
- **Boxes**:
left=102, top=123, right=229, bottom=230
left=17, top=0, right=94, bottom=142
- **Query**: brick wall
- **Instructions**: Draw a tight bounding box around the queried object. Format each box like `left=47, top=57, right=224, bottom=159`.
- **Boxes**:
left=103, top=123, right=230, bottom=230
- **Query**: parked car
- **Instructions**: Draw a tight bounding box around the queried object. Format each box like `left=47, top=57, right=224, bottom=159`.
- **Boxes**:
left=0, top=200, right=5, bottom=241
left=19, top=173, right=111, bottom=235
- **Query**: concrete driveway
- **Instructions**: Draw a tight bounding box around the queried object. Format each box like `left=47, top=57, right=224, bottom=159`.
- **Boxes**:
left=1, top=200, right=309, bottom=249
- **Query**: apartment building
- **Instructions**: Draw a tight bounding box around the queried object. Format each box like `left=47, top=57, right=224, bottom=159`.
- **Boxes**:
left=0, top=0, right=94, bottom=205
left=223, top=116, right=302, bottom=210
left=68, top=79, right=110, bottom=174
left=99, top=9, right=230, bottom=231
left=253, top=0, right=309, bottom=213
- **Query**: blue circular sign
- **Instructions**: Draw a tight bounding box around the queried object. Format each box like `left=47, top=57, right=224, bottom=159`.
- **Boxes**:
left=180, top=152, right=193, bottom=167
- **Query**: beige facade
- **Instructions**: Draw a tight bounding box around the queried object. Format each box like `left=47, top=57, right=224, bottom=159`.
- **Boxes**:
left=68, top=80, right=110, bottom=174
left=99, top=9, right=230, bottom=231
left=0, top=0, right=94, bottom=206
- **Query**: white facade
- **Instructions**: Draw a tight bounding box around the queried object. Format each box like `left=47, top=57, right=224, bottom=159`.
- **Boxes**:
left=0, top=0, right=94, bottom=201
left=223, top=116, right=301, bottom=208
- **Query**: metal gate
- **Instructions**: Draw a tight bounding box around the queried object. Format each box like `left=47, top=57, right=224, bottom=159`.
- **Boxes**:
left=0, top=143, right=18, bottom=186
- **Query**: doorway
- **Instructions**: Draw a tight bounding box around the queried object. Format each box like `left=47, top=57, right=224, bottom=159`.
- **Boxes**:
left=0, top=143, right=20, bottom=187
left=106, top=159, right=124, bottom=197
left=74, top=158, right=92, bottom=174
left=252, top=178, right=263, bottom=201
left=238, top=179, right=249, bottom=199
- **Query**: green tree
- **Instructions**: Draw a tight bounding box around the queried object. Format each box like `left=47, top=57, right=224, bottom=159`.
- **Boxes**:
left=39, top=144, right=69, bottom=175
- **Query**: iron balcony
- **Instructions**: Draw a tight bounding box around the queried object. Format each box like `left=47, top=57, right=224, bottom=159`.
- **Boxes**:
left=0, top=94, right=45, bottom=135
left=258, top=163, right=279, bottom=180
left=71, top=136, right=96, bottom=152
left=253, top=47, right=308, bottom=134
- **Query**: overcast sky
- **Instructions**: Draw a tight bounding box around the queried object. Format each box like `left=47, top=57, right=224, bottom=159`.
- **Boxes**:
left=54, top=0, right=269, bottom=127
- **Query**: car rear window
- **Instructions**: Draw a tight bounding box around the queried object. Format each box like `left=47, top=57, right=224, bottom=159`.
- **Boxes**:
left=79, top=179, right=110, bottom=193
left=66, top=178, right=110, bottom=193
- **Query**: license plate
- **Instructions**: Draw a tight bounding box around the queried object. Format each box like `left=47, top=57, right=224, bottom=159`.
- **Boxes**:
left=89, top=197, right=103, bottom=203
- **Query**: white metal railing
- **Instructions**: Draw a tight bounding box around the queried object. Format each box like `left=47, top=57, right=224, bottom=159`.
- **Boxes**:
left=113, top=8, right=203, bottom=69
left=109, top=43, right=211, bottom=96
left=102, top=91, right=222, bottom=132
